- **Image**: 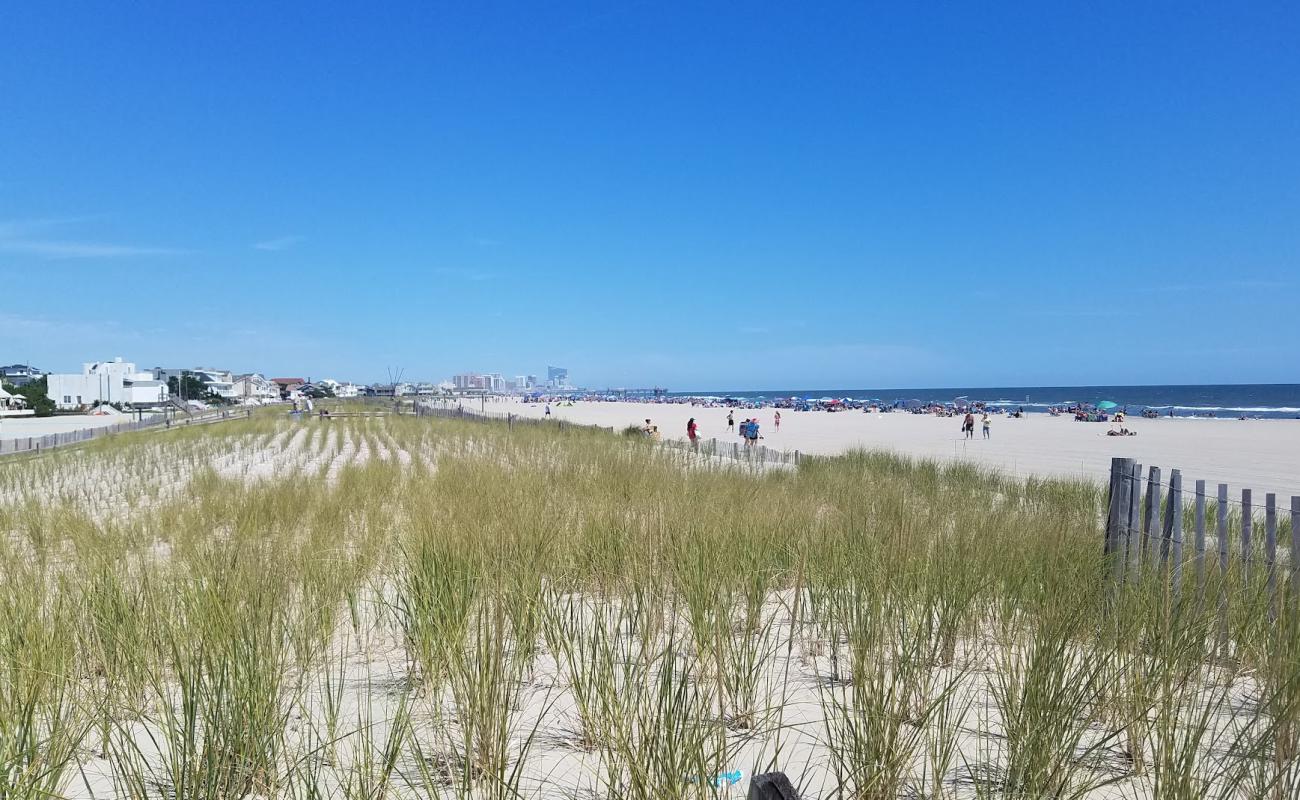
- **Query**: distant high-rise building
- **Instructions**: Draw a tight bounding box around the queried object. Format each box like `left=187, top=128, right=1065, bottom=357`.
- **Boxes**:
left=547, top=366, right=568, bottom=387
left=514, top=375, right=528, bottom=392
left=526, top=375, right=538, bottom=388
left=453, top=373, right=486, bottom=390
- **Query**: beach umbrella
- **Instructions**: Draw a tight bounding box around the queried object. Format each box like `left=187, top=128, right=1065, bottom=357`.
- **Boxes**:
left=1097, top=401, right=1119, bottom=410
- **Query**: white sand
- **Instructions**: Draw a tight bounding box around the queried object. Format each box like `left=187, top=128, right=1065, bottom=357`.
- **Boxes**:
left=0, top=414, right=1269, bottom=799
left=0, top=413, right=148, bottom=440
left=499, top=399, right=1300, bottom=500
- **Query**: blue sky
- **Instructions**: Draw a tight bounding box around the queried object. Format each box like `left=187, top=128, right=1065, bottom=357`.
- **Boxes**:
left=2, top=3, right=1297, bottom=389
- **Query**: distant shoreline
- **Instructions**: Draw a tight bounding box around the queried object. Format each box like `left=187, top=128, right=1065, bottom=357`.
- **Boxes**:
left=526, top=383, right=1300, bottom=420
left=501, top=397, right=1300, bottom=499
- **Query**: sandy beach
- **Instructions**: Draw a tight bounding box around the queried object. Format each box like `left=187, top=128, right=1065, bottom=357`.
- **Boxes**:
left=500, top=399, right=1300, bottom=500
left=0, top=413, right=146, bottom=441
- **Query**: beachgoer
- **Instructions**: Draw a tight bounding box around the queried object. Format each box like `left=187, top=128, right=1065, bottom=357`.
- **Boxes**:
left=982, top=414, right=990, bottom=439
left=727, top=411, right=735, bottom=435
left=643, top=418, right=653, bottom=435
left=774, top=410, right=781, bottom=430
left=962, top=412, right=975, bottom=439
left=687, top=417, right=699, bottom=450
left=650, top=425, right=661, bottom=441
left=544, top=404, right=551, bottom=416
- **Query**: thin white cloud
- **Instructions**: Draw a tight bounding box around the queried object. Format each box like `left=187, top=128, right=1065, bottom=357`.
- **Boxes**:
left=0, top=239, right=186, bottom=259
left=0, top=217, right=186, bottom=259
left=253, top=235, right=305, bottom=251
left=0, top=312, right=139, bottom=343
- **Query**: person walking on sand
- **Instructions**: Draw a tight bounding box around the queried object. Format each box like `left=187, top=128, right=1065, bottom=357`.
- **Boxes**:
left=963, top=412, right=975, bottom=439
left=687, top=417, right=699, bottom=450
left=727, top=410, right=735, bottom=435
left=544, top=403, right=551, bottom=417
left=774, top=410, right=781, bottom=431
left=982, top=413, right=991, bottom=439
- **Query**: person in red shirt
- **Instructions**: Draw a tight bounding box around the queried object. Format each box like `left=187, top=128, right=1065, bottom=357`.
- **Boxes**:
left=687, top=417, right=699, bottom=450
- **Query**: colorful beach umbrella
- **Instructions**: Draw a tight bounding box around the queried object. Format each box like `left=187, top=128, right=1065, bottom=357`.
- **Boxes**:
left=1097, top=401, right=1119, bottom=410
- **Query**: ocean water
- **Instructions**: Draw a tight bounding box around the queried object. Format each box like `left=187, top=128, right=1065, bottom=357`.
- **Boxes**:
left=668, top=385, right=1300, bottom=419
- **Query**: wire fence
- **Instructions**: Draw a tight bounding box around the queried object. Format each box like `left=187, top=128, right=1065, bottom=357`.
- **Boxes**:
left=0, top=408, right=250, bottom=458
left=410, top=400, right=803, bottom=470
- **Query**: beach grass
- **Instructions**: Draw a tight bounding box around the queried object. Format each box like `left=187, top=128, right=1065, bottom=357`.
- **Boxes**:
left=0, top=408, right=1296, bottom=798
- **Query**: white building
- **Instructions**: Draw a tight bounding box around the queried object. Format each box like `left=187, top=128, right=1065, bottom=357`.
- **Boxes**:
left=232, top=373, right=279, bottom=403
left=47, top=358, right=170, bottom=410
left=314, top=378, right=361, bottom=398
left=0, top=385, right=33, bottom=417
left=152, top=367, right=237, bottom=400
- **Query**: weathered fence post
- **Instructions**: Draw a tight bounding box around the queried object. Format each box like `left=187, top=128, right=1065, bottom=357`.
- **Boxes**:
left=1143, top=466, right=1162, bottom=560
left=1217, top=483, right=1230, bottom=656
left=1168, top=470, right=1184, bottom=597
left=1241, top=489, right=1253, bottom=584
left=1104, top=457, right=1130, bottom=555
left=794, top=449, right=801, bottom=465
left=1265, top=494, right=1278, bottom=622
left=1104, top=458, right=1134, bottom=590
left=1195, top=480, right=1207, bottom=601
left=1161, top=469, right=1176, bottom=566
left=1127, top=462, right=1143, bottom=583
left=1292, top=497, right=1300, bottom=616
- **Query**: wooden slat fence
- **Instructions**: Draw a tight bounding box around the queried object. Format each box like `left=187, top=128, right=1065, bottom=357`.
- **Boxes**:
left=412, top=400, right=802, bottom=469
left=0, top=408, right=249, bottom=458
left=1104, top=456, right=1300, bottom=644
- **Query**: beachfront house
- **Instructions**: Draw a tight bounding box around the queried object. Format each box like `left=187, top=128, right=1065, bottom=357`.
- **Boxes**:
left=0, top=363, right=44, bottom=387
left=232, top=373, right=279, bottom=403
left=271, top=377, right=306, bottom=399
left=368, top=382, right=413, bottom=397
left=46, top=357, right=170, bottom=410
left=152, top=367, right=238, bottom=400
left=309, top=379, right=363, bottom=398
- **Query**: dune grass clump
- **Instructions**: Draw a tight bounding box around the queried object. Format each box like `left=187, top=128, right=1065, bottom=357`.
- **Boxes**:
left=0, top=406, right=1296, bottom=798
